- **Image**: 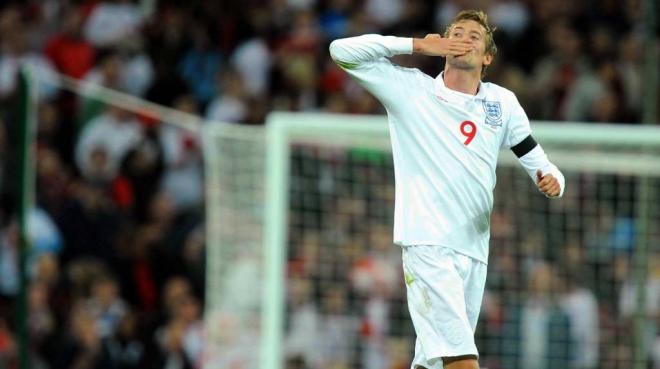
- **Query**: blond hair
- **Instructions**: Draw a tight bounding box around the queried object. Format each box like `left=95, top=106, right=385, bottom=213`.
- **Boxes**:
left=444, top=10, right=497, bottom=77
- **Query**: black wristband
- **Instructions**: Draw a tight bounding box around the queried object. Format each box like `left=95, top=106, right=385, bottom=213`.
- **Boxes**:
left=511, top=135, right=538, bottom=158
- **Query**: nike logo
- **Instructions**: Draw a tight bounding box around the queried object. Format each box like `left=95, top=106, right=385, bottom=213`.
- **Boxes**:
left=436, top=94, right=449, bottom=102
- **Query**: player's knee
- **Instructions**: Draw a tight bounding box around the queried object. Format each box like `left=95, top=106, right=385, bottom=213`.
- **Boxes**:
left=441, top=355, right=479, bottom=369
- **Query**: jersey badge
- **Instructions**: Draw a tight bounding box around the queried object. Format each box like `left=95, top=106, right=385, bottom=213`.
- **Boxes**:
left=482, top=100, right=502, bottom=127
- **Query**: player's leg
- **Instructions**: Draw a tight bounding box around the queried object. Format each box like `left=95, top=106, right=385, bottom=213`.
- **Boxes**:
left=402, top=245, right=480, bottom=369
left=440, top=252, right=488, bottom=369
left=462, top=255, right=487, bottom=333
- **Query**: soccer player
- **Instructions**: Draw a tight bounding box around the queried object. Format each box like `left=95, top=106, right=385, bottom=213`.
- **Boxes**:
left=329, top=9, right=564, bottom=369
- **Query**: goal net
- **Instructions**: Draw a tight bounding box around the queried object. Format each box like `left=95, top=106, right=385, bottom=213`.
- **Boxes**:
left=203, top=112, right=660, bottom=369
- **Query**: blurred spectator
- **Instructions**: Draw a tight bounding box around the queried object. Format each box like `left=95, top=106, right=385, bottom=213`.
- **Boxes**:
left=271, top=9, right=322, bottom=111
left=205, top=67, right=247, bottom=124
left=314, top=284, right=359, bottom=369
left=230, top=12, right=272, bottom=98
left=360, top=295, right=390, bottom=369
left=619, top=255, right=660, bottom=359
left=35, top=146, right=71, bottom=217
left=53, top=302, right=117, bottom=369
left=115, top=195, right=186, bottom=312
left=149, top=320, right=194, bottom=369
left=501, top=262, right=574, bottom=369
left=27, top=281, right=55, bottom=365
left=529, top=20, right=589, bottom=120
left=31, top=252, right=60, bottom=289
left=487, top=0, right=530, bottom=37
left=44, top=7, right=96, bottom=80
left=142, top=6, right=191, bottom=107
left=57, top=183, right=122, bottom=264
left=352, top=224, right=401, bottom=369
left=116, top=120, right=164, bottom=220
left=0, top=316, right=16, bottom=368
left=559, top=271, right=600, bottom=369
left=148, top=293, right=203, bottom=369
left=0, top=8, right=57, bottom=100
left=179, top=23, right=223, bottom=107
left=179, top=295, right=204, bottom=366
left=83, top=0, right=143, bottom=48
left=364, top=0, right=404, bottom=29
left=82, top=48, right=122, bottom=88
left=66, top=258, right=111, bottom=303
left=81, top=50, right=126, bottom=124
left=75, top=106, right=144, bottom=181
left=318, top=0, right=352, bottom=41
left=162, top=276, right=193, bottom=318
left=87, top=274, right=128, bottom=339
left=118, top=37, right=155, bottom=97
left=160, top=95, right=203, bottom=211
left=618, top=32, right=643, bottom=121
left=0, top=209, right=62, bottom=298
left=0, top=220, right=19, bottom=296
left=284, top=277, right=319, bottom=366
left=36, top=103, right=72, bottom=164
left=28, top=207, right=63, bottom=258
left=106, top=309, right=144, bottom=369
left=181, top=226, right=205, bottom=293
left=0, top=120, right=8, bottom=209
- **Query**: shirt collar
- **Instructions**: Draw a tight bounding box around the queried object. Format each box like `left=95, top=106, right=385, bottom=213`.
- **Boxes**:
left=434, top=72, right=487, bottom=103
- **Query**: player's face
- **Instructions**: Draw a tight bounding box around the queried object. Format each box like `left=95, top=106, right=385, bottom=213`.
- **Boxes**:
left=446, top=20, right=493, bottom=73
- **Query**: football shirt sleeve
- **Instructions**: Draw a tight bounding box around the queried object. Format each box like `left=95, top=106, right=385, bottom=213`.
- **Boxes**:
left=329, top=34, right=414, bottom=108
left=501, top=93, right=532, bottom=150
left=504, top=92, right=565, bottom=198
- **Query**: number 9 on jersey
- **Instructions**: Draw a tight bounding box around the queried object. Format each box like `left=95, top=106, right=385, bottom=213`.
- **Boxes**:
left=460, top=121, right=477, bottom=145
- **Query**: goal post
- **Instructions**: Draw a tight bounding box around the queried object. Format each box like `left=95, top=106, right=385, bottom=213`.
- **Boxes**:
left=203, top=112, right=660, bottom=369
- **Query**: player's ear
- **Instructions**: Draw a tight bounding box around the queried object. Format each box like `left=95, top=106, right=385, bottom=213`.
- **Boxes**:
left=483, top=53, right=493, bottom=67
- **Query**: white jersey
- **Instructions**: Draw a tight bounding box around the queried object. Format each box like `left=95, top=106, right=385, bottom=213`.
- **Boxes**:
left=330, top=34, right=564, bottom=263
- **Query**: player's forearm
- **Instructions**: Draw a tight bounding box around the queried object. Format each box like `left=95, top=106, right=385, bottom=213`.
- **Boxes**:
left=517, top=145, right=565, bottom=198
left=329, top=34, right=412, bottom=69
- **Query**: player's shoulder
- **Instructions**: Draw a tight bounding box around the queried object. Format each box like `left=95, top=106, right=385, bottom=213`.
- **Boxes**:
left=479, top=81, right=519, bottom=105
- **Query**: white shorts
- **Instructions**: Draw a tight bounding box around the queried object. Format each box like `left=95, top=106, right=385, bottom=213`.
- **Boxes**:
left=401, top=245, right=487, bottom=369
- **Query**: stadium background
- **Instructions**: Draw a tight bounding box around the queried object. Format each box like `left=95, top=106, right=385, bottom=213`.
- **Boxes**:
left=0, top=0, right=658, bottom=369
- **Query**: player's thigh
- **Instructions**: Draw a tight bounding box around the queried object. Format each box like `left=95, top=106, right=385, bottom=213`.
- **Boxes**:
left=410, top=356, right=479, bottom=369
left=462, top=257, right=487, bottom=331
left=402, top=246, right=469, bottom=322
left=402, top=246, right=478, bottom=359
left=442, top=354, right=479, bottom=369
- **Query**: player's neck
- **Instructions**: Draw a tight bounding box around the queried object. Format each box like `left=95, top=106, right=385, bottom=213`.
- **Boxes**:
left=442, top=68, right=481, bottom=96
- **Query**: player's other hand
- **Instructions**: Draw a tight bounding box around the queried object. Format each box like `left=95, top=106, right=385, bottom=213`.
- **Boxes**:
left=536, top=170, right=560, bottom=197
left=413, top=34, right=474, bottom=57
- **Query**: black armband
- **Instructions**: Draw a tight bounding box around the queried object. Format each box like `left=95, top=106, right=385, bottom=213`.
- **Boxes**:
left=511, top=135, right=538, bottom=158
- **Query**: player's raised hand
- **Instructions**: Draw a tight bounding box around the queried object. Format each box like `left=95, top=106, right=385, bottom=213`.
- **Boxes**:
left=536, top=170, right=561, bottom=197
left=413, top=34, right=474, bottom=57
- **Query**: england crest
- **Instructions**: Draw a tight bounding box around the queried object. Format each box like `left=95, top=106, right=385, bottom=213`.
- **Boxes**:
left=482, top=100, right=502, bottom=127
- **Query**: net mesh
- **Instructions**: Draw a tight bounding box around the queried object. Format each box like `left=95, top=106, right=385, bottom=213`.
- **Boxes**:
left=203, top=126, right=266, bottom=369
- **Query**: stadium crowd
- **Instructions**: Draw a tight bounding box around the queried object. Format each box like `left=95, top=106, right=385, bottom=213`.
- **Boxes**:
left=0, top=0, right=657, bottom=368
